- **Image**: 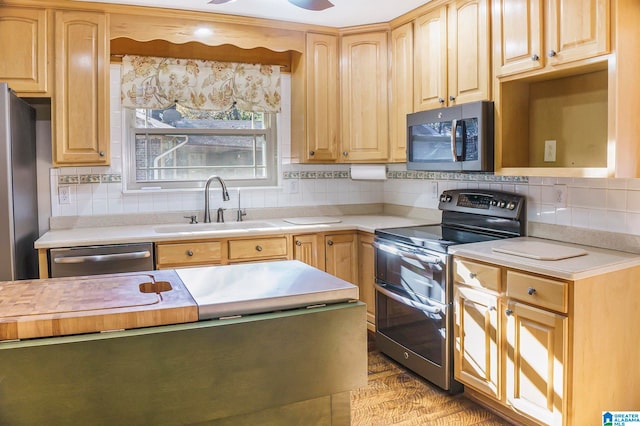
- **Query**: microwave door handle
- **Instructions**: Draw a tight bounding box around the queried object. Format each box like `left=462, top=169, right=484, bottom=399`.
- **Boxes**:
left=460, top=120, right=467, bottom=160
left=372, top=240, right=443, bottom=266
left=375, top=284, right=445, bottom=315
left=450, top=119, right=459, bottom=162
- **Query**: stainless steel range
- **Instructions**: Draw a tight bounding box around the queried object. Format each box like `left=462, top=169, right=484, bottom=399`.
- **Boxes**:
left=373, top=189, right=526, bottom=393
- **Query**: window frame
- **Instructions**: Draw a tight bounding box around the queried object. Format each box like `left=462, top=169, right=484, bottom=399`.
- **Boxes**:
left=122, top=109, right=279, bottom=191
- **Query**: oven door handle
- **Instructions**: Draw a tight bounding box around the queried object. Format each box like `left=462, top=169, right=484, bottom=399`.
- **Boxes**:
left=372, top=240, right=443, bottom=266
left=375, top=284, right=446, bottom=315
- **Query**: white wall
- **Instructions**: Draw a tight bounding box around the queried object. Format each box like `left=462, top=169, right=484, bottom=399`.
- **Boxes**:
left=46, top=65, right=640, bottom=236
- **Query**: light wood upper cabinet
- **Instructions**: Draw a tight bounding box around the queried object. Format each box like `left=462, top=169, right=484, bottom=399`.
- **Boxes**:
left=547, top=0, right=610, bottom=65
left=414, top=7, right=448, bottom=110
left=415, top=0, right=490, bottom=111
left=53, top=10, right=109, bottom=166
left=0, top=7, right=50, bottom=95
left=448, top=0, right=490, bottom=105
left=291, top=33, right=340, bottom=163
left=340, top=31, right=389, bottom=162
left=494, top=0, right=610, bottom=77
left=493, top=0, right=544, bottom=76
left=389, top=22, right=413, bottom=163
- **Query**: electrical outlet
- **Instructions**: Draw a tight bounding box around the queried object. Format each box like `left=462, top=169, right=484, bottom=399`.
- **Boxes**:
left=286, top=179, right=299, bottom=194
left=429, top=181, right=439, bottom=200
left=544, top=140, right=557, bottom=162
left=553, top=184, right=567, bottom=207
left=58, top=185, right=71, bottom=204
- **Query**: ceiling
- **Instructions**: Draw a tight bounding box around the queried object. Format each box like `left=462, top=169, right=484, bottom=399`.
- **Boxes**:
left=74, top=0, right=431, bottom=27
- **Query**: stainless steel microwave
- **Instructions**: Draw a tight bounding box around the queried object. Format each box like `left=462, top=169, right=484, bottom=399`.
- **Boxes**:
left=406, top=100, right=494, bottom=172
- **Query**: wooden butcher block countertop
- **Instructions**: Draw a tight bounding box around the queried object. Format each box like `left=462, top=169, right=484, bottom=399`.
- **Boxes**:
left=0, top=270, right=198, bottom=342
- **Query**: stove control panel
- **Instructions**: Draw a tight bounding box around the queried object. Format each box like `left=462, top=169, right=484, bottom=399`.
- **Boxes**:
left=438, top=189, right=525, bottom=219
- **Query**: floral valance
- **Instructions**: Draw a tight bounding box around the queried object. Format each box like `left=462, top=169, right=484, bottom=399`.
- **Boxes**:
left=120, top=55, right=281, bottom=113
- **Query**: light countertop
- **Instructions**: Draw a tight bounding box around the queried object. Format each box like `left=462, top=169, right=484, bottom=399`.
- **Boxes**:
left=177, top=260, right=359, bottom=320
left=450, top=236, right=640, bottom=280
left=34, top=215, right=431, bottom=249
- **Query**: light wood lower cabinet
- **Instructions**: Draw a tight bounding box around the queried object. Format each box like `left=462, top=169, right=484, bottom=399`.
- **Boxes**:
left=228, top=236, right=288, bottom=262
left=293, top=232, right=358, bottom=285
left=453, top=256, right=640, bottom=426
left=504, top=299, right=566, bottom=426
left=155, top=240, right=223, bottom=269
left=357, top=232, right=376, bottom=331
left=454, top=285, right=500, bottom=400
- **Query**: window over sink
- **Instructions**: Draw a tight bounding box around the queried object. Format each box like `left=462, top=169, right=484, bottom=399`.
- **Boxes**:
left=124, top=105, right=278, bottom=191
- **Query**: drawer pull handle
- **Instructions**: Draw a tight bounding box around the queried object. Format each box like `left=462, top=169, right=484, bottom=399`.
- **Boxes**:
left=295, top=240, right=302, bottom=246
left=531, top=54, right=540, bottom=61
left=505, top=309, right=513, bottom=316
left=186, top=250, right=194, bottom=256
left=527, top=287, right=536, bottom=295
left=469, top=272, right=477, bottom=279
left=327, top=240, right=334, bottom=246
left=256, top=245, right=263, bottom=252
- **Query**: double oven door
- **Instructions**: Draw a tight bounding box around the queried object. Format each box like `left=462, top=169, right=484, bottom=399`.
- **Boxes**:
left=373, top=237, right=461, bottom=393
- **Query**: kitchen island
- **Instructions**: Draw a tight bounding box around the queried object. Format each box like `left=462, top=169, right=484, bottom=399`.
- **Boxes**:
left=0, top=261, right=367, bottom=425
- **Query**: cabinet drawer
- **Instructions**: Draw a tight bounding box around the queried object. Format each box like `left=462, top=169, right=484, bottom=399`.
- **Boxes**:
left=156, top=241, right=222, bottom=267
left=453, top=258, right=501, bottom=292
left=228, top=237, right=287, bottom=261
left=506, top=271, right=568, bottom=313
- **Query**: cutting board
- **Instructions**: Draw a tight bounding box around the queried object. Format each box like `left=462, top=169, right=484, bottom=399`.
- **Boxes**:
left=0, top=270, right=197, bottom=341
left=283, top=217, right=342, bottom=225
left=492, top=241, right=588, bottom=260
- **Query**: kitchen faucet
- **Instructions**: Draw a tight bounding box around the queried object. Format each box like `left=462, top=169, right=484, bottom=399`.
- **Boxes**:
left=203, top=175, right=230, bottom=223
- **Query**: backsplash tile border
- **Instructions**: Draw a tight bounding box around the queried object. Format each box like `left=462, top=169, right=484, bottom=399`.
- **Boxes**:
left=58, top=174, right=122, bottom=185
left=283, top=170, right=528, bottom=182
left=57, top=171, right=526, bottom=186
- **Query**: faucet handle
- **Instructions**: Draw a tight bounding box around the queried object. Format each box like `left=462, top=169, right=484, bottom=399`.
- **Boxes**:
left=216, top=208, right=226, bottom=223
left=184, top=215, right=198, bottom=224
left=237, top=209, right=247, bottom=222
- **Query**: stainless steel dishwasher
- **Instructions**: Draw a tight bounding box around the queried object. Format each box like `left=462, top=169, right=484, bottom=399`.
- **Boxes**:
left=49, top=243, right=154, bottom=278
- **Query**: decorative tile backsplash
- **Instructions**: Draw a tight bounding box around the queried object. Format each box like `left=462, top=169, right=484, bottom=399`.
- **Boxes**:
left=282, top=170, right=527, bottom=182
left=58, top=174, right=122, bottom=184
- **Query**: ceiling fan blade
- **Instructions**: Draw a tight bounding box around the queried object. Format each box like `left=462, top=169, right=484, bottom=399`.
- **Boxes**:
left=288, top=0, right=334, bottom=11
left=208, top=0, right=235, bottom=4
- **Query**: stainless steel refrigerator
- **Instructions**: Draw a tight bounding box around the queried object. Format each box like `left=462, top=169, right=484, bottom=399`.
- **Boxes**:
left=0, top=83, right=39, bottom=281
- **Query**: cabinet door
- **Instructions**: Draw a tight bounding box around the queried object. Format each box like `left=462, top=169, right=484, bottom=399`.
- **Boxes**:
left=54, top=11, right=109, bottom=166
left=292, top=233, right=324, bottom=270
left=357, top=233, right=375, bottom=329
left=0, top=7, right=49, bottom=94
left=340, top=32, right=389, bottom=162
left=448, top=0, right=490, bottom=105
left=454, top=285, right=500, bottom=400
left=547, top=0, right=610, bottom=66
left=324, top=233, right=358, bottom=285
left=305, top=33, right=339, bottom=162
left=389, top=22, right=413, bottom=162
left=504, top=300, right=566, bottom=426
left=493, top=0, right=544, bottom=76
left=414, top=7, right=448, bottom=111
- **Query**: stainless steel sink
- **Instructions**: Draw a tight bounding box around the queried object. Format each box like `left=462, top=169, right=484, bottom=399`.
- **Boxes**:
left=154, top=221, right=276, bottom=234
